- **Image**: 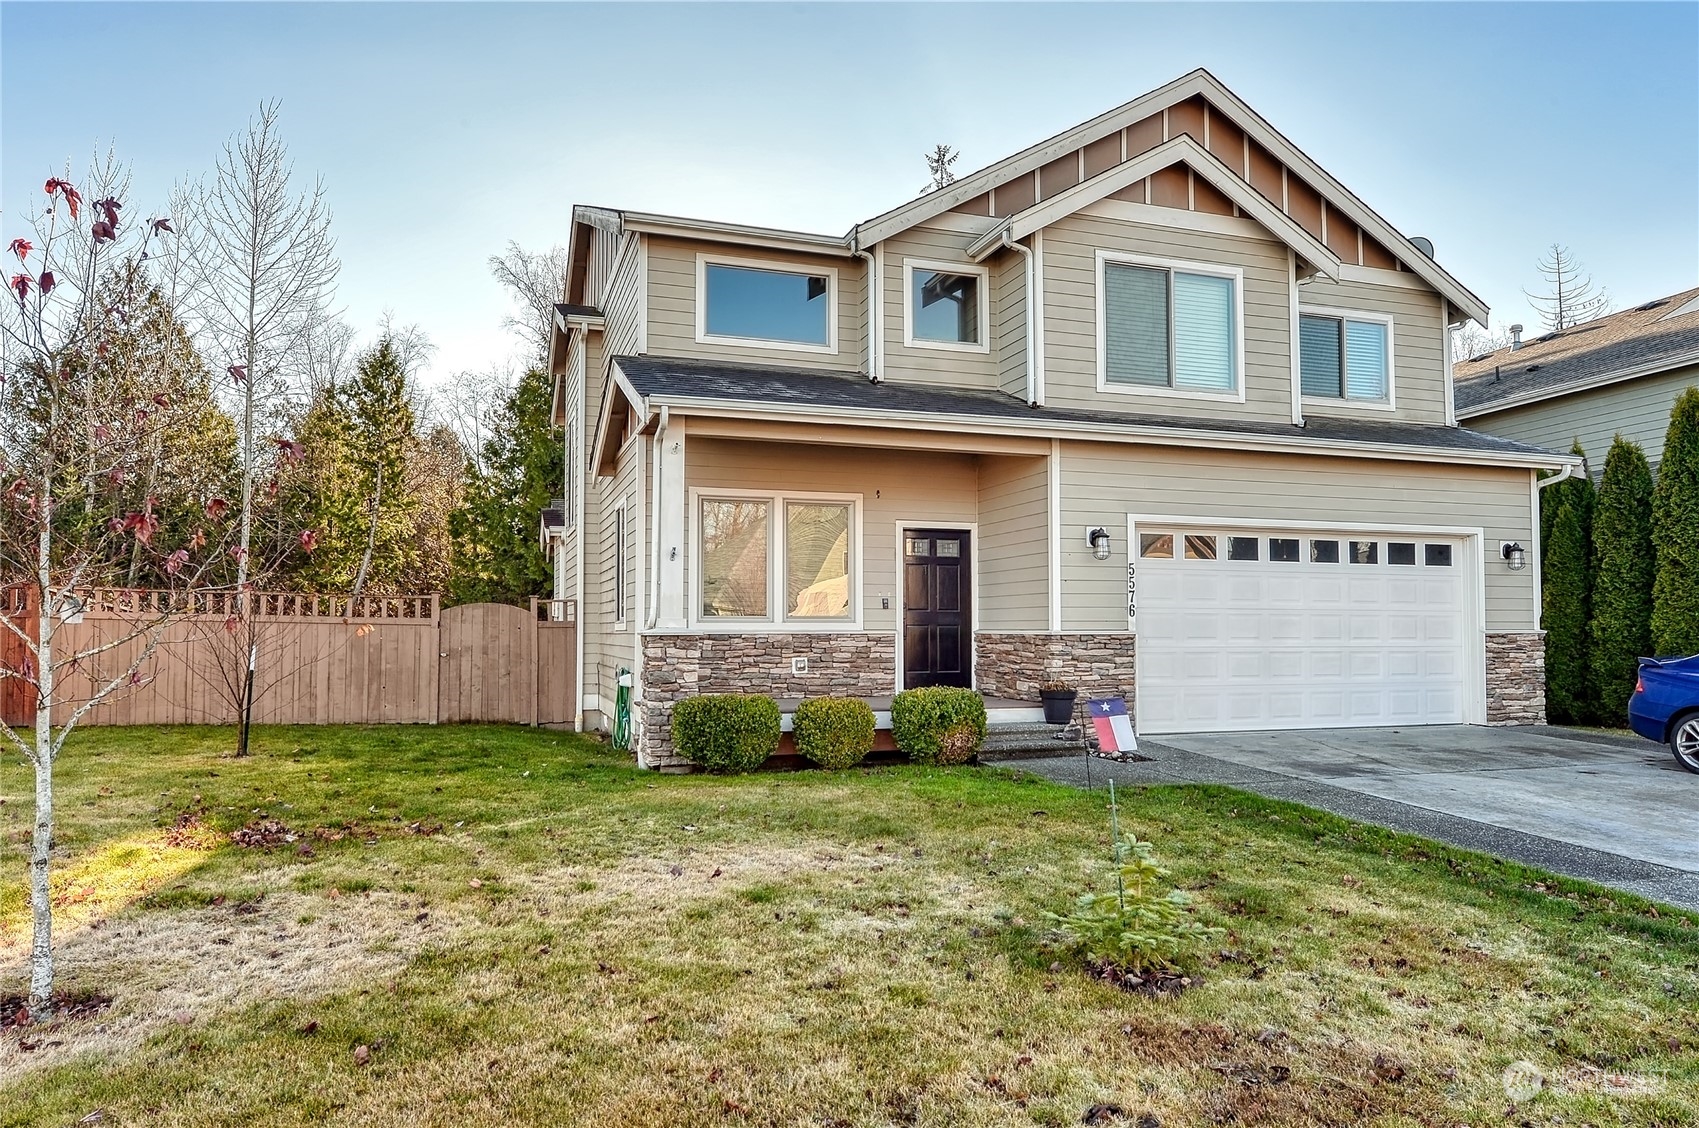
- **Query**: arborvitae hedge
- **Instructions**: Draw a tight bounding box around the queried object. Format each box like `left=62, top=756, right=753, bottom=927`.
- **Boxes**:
left=1541, top=447, right=1595, bottom=724
left=1587, top=437, right=1655, bottom=722
left=1653, top=387, right=1699, bottom=656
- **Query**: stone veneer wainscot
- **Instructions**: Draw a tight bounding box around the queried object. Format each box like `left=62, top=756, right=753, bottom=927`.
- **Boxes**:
left=638, top=632, right=896, bottom=770
left=975, top=632, right=1137, bottom=745
left=1484, top=630, right=1546, bottom=725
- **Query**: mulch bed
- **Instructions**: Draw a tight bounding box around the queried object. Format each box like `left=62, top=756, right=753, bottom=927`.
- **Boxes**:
left=1085, top=960, right=1196, bottom=997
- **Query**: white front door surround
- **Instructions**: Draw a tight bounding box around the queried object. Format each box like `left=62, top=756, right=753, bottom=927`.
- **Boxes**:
left=1129, top=515, right=1485, bottom=734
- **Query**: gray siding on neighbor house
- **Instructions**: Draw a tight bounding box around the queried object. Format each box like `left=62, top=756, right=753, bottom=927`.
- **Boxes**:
left=1039, top=212, right=1296, bottom=423
left=646, top=236, right=865, bottom=372
left=1298, top=272, right=1450, bottom=426
left=977, top=454, right=1050, bottom=630
left=1465, top=363, right=1698, bottom=475
left=1055, top=442, right=1538, bottom=632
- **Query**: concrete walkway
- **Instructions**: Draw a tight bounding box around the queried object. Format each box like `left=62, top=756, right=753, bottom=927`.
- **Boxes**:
left=1005, top=725, right=1699, bottom=911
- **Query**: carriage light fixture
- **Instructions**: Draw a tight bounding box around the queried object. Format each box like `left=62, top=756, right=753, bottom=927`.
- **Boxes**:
left=1086, top=527, right=1112, bottom=561
left=1501, top=541, right=1527, bottom=571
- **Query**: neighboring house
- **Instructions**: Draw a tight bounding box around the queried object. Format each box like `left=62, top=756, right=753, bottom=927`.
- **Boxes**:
left=1454, top=288, right=1699, bottom=476
left=545, top=68, right=1578, bottom=770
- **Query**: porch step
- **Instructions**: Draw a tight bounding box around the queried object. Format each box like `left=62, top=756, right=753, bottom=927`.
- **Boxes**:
left=980, top=721, right=1089, bottom=761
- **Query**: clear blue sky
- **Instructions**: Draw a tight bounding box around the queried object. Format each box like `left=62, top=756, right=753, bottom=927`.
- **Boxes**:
left=4, top=2, right=1695, bottom=387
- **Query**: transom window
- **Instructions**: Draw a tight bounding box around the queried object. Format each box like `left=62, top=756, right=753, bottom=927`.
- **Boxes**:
left=697, top=493, right=855, bottom=624
left=1300, top=310, right=1391, bottom=402
left=698, top=255, right=836, bottom=351
left=1137, top=530, right=1456, bottom=568
left=1100, top=253, right=1240, bottom=396
left=905, top=260, right=988, bottom=351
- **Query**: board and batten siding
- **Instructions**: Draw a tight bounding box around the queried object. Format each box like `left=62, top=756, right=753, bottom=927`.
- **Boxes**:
left=681, top=435, right=979, bottom=635
left=1298, top=273, right=1449, bottom=425
left=880, top=225, right=1000, bottom=388
left=977, top=455, right=1049, bottom=630
left=646, top=236, right=864, bottom=372
left=1055, top=443, right=1537, bottom=632
left=1465, top=364, right=1698, bottom=476
left=1040, top=212, right=1295, bottom=423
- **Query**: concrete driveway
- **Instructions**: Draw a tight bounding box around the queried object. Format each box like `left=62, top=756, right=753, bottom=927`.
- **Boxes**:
left=1013, top=725, right=1699, bottom=910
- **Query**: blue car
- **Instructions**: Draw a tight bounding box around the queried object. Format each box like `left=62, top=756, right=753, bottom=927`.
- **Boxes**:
left=1628, top=655, right=1699, bottom=774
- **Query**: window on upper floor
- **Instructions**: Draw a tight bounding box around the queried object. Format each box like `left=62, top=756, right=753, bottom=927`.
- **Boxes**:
left=697, top=254, right=836, bottom=352
left=1098, top=252, right=1241, bottom=399
left=1300, top=310, right=1392, bottom=404
left=904, top=259, right=988, bottom=352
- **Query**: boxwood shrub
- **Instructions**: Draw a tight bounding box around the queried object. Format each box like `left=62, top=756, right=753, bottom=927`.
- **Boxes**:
left=792, top=696, right=877, bottom=770
left=671, top=694, right=781, bottom=773
left=890, top=686, right=987, bottom=765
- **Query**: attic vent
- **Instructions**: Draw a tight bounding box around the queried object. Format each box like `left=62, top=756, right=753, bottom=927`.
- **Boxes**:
left=1635, top=299, right=1670, bottom=312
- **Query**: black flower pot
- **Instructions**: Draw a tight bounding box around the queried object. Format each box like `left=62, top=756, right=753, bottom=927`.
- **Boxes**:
left=1040, top=689, right=1078, bottom=725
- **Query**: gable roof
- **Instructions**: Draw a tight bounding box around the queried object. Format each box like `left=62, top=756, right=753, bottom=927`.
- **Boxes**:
left=599, top=354, right=1574, bottom=472
left=1455, top=286, right=1699, bottom=417
left=852, top=69, right=1488, bottom=325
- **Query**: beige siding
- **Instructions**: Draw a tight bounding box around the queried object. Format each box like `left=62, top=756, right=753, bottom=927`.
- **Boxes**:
left=978, top=454, right=1049, bottom=630
left=1040, top=213, right=1295, bottom=423
left=603, top=236, right=643, bottom=360
left=1299, top=273, right=1449, bottom=425
left=585, top=225, right=621, bottom=310
left=1466, top=364, right=1698, bottom=475
left=682, top=435, right=979, bottom=636
left=881, top=225, right=1000, bottom=388
left=1056, top=443, right=1537, bottom=632
left=582, top=435, right=643, bottom=730
left=993, top=247, right=1029, bottom=398
left=646, top=236, right=864, bottom=371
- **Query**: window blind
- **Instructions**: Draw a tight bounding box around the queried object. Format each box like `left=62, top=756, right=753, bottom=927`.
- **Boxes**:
left=1103, top=264, right=1169, bottom=386
left=1344, top=320, right=1388, bottom=399
left=1172, top=272, right=1235, bottom=390
left=1300, top=314, right=1343, bottom=397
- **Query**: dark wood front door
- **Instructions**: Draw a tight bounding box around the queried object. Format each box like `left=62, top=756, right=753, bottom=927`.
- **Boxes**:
left=903, top=528, right=971, bottom=689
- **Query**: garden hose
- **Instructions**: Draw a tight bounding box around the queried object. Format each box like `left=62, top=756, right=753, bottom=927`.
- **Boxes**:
left=612, top=667, right=632, bottom=750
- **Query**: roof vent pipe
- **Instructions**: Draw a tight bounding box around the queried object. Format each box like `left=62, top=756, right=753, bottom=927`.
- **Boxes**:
left=1509, top=323, right=1524, bottom=351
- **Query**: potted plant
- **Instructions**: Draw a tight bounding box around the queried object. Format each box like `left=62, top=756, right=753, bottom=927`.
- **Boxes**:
left=1039, top=680, right=1078, bottom=725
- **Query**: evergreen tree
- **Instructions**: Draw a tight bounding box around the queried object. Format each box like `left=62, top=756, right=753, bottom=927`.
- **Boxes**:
left=449, top=366, right=561, bottom=605
left=1653, top=386, right=1699, bottom=655
left=1587, top=437, right=1655, bottom=721
left=1541, top=456, right=1595, bottom=724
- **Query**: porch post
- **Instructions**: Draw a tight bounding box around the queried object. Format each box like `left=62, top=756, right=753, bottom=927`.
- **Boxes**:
left=657, top=425, right=687, bottom=629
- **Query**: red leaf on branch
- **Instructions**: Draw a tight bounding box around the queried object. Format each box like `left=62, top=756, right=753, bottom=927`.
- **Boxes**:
left=165, top=549, right=189, bottom=576
left=227, top=364, right=247, bottom=384
left=275, top=438, right=304, bottom=464
left=94, top=197, right=121, bottom=228
left=125, top=511, right=160, bottom=545
left=37, top=271, right=54, bottom=295
left=228, top=546, right=248, bottom=565
left=150, top=218, right=173, bottom=235
left=91, top=221, right=116, bottom=245
left=204, top=497, right=229, bottom=520
left=7, top=238, right=30, bottom=262
left=189, top=528, right=207, bottom=549
left=299, top=529, right=319, bottom=553
left=9, top=274, right=29, bottom=302
left=45, top=178, right=81, bottom=220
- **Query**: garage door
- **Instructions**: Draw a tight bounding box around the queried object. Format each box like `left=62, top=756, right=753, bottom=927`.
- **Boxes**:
left=1134, top=527, right=1471, bottom=733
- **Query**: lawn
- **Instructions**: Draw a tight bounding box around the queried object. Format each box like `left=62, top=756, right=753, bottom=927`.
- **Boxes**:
left=2, top=725, right=1696, bottom=1127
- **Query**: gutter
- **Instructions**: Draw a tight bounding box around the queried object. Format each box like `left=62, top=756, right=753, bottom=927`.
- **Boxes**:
left=1001, top=229, right=1039, bottom=406
left=1537, top=461, right=1581, bottom=490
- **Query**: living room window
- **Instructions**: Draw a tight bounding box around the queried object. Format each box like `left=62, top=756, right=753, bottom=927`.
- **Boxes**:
left=1098, top=251, right=1242, bottom=398
left=1300, top=308, right=1392, bottom=404
left=696, top=491, right=858, bottom=626
left=903, top=259, right=989, bottom=352
left=697, top=254, right=837, bottom=352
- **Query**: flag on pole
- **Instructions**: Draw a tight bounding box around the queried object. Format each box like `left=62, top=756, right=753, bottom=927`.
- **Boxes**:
left=1087, top=696, right=1137, bottom=753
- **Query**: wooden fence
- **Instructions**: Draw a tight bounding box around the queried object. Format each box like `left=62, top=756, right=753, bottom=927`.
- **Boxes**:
left=0, top=589, right=576, bottom=729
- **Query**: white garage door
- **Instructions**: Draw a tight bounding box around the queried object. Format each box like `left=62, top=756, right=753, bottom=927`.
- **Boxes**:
left=1134, top=527, right=1472, bottom=734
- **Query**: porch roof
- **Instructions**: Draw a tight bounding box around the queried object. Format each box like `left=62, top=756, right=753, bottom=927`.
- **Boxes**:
left=606, top=354, right=1577, bottom=470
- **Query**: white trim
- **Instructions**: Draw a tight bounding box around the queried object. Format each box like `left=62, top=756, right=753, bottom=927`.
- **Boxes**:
left=901, top=256, right=991, bottom=354
left=618, top=210, right=855, bottom=257
left=1095, top=248, right=1248, bottom=404
left=1288, top=251, right=1303, bottom=425
left=1297, top=304, right=1397, bottom=411
left=891, top=520, right=979, bottom=693
left=686, top=486, right=863, bottom=632
left=1456, top=346, right=1699, bottom=419
left=1528, top=468, right=1542, bottom=626
left=1339, top=263, right=1432, bottom=292
left=1126, top=511, right=1488, bottom=725
left=913, top=212, right=1002, bottom=236
left=693, top=252, right=840, bottom=355
left=1442, top=301, right=1457, bottom=427
left=1032, top=230, right=1046, bottom=404
left=1081, top=197, right=1270, bottom=240
left=613, top=495, right=628, bottom=628
left=573, top=334, right=588, bottom=730
left=656, top=422, right=686, bottom=628
left=1047, top=439, right=1062, bottom=631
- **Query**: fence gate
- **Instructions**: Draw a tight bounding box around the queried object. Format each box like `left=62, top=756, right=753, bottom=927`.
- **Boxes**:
left=438, top=602, right=535, bottom=724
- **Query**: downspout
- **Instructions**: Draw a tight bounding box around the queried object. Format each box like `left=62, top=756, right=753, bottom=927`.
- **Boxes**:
left=1537, top=462, right=1579, bottom=490
left=643, top=406, right=670, bottom=630
left=1001, top=229, right=1037, bottom=406
left=849, top=224, right=880, bottom=383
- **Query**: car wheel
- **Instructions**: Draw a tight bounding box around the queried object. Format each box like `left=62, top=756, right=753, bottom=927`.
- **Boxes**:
left=1672, top=712, right=1699, bottom=775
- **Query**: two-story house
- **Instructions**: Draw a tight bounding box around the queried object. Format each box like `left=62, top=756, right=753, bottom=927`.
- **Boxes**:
left=546, top=69, right=1578, bottom=770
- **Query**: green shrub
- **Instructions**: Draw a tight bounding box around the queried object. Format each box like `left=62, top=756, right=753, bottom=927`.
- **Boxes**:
left=1542, top=449, right=1595, bottom=723
left=670, top=694, right=780, bottom=773
left=1654, top=387, right=1699, bottom=656
left=792, top=696, right=876, bottom=770
left=1588, top=437, right=1656, bottom=722
left=890, top=687, right=986, bottom=765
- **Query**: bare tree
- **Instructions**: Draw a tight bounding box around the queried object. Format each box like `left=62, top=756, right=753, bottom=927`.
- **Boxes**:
left=431, top=361, right=518, bottom=476
left=1526, top=244, right=1610, bottom=332
left=487, top=240, right=569, bottom=363
left=178, top=101, right=339, bottom=593
left=923, top=144, right=960, bottom=193
left=1452, top=321, right=1516, bottom=363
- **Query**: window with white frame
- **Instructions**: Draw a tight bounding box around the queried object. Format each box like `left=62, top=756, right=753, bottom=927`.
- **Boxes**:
left=697, top=255, right=836, bottom=351
left=904, top=259, right=988, bottom=351
left=1300, top=310, right=1391, bottom=402
left=612, top=501, right=627, bottom=624
left=1100, top=254, right=1240, bottom=394
left=697, top=493, right=855, bottom=623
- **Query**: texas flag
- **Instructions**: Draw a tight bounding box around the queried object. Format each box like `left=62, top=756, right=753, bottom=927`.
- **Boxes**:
left=1088, top=696, right=1138, bottom=753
